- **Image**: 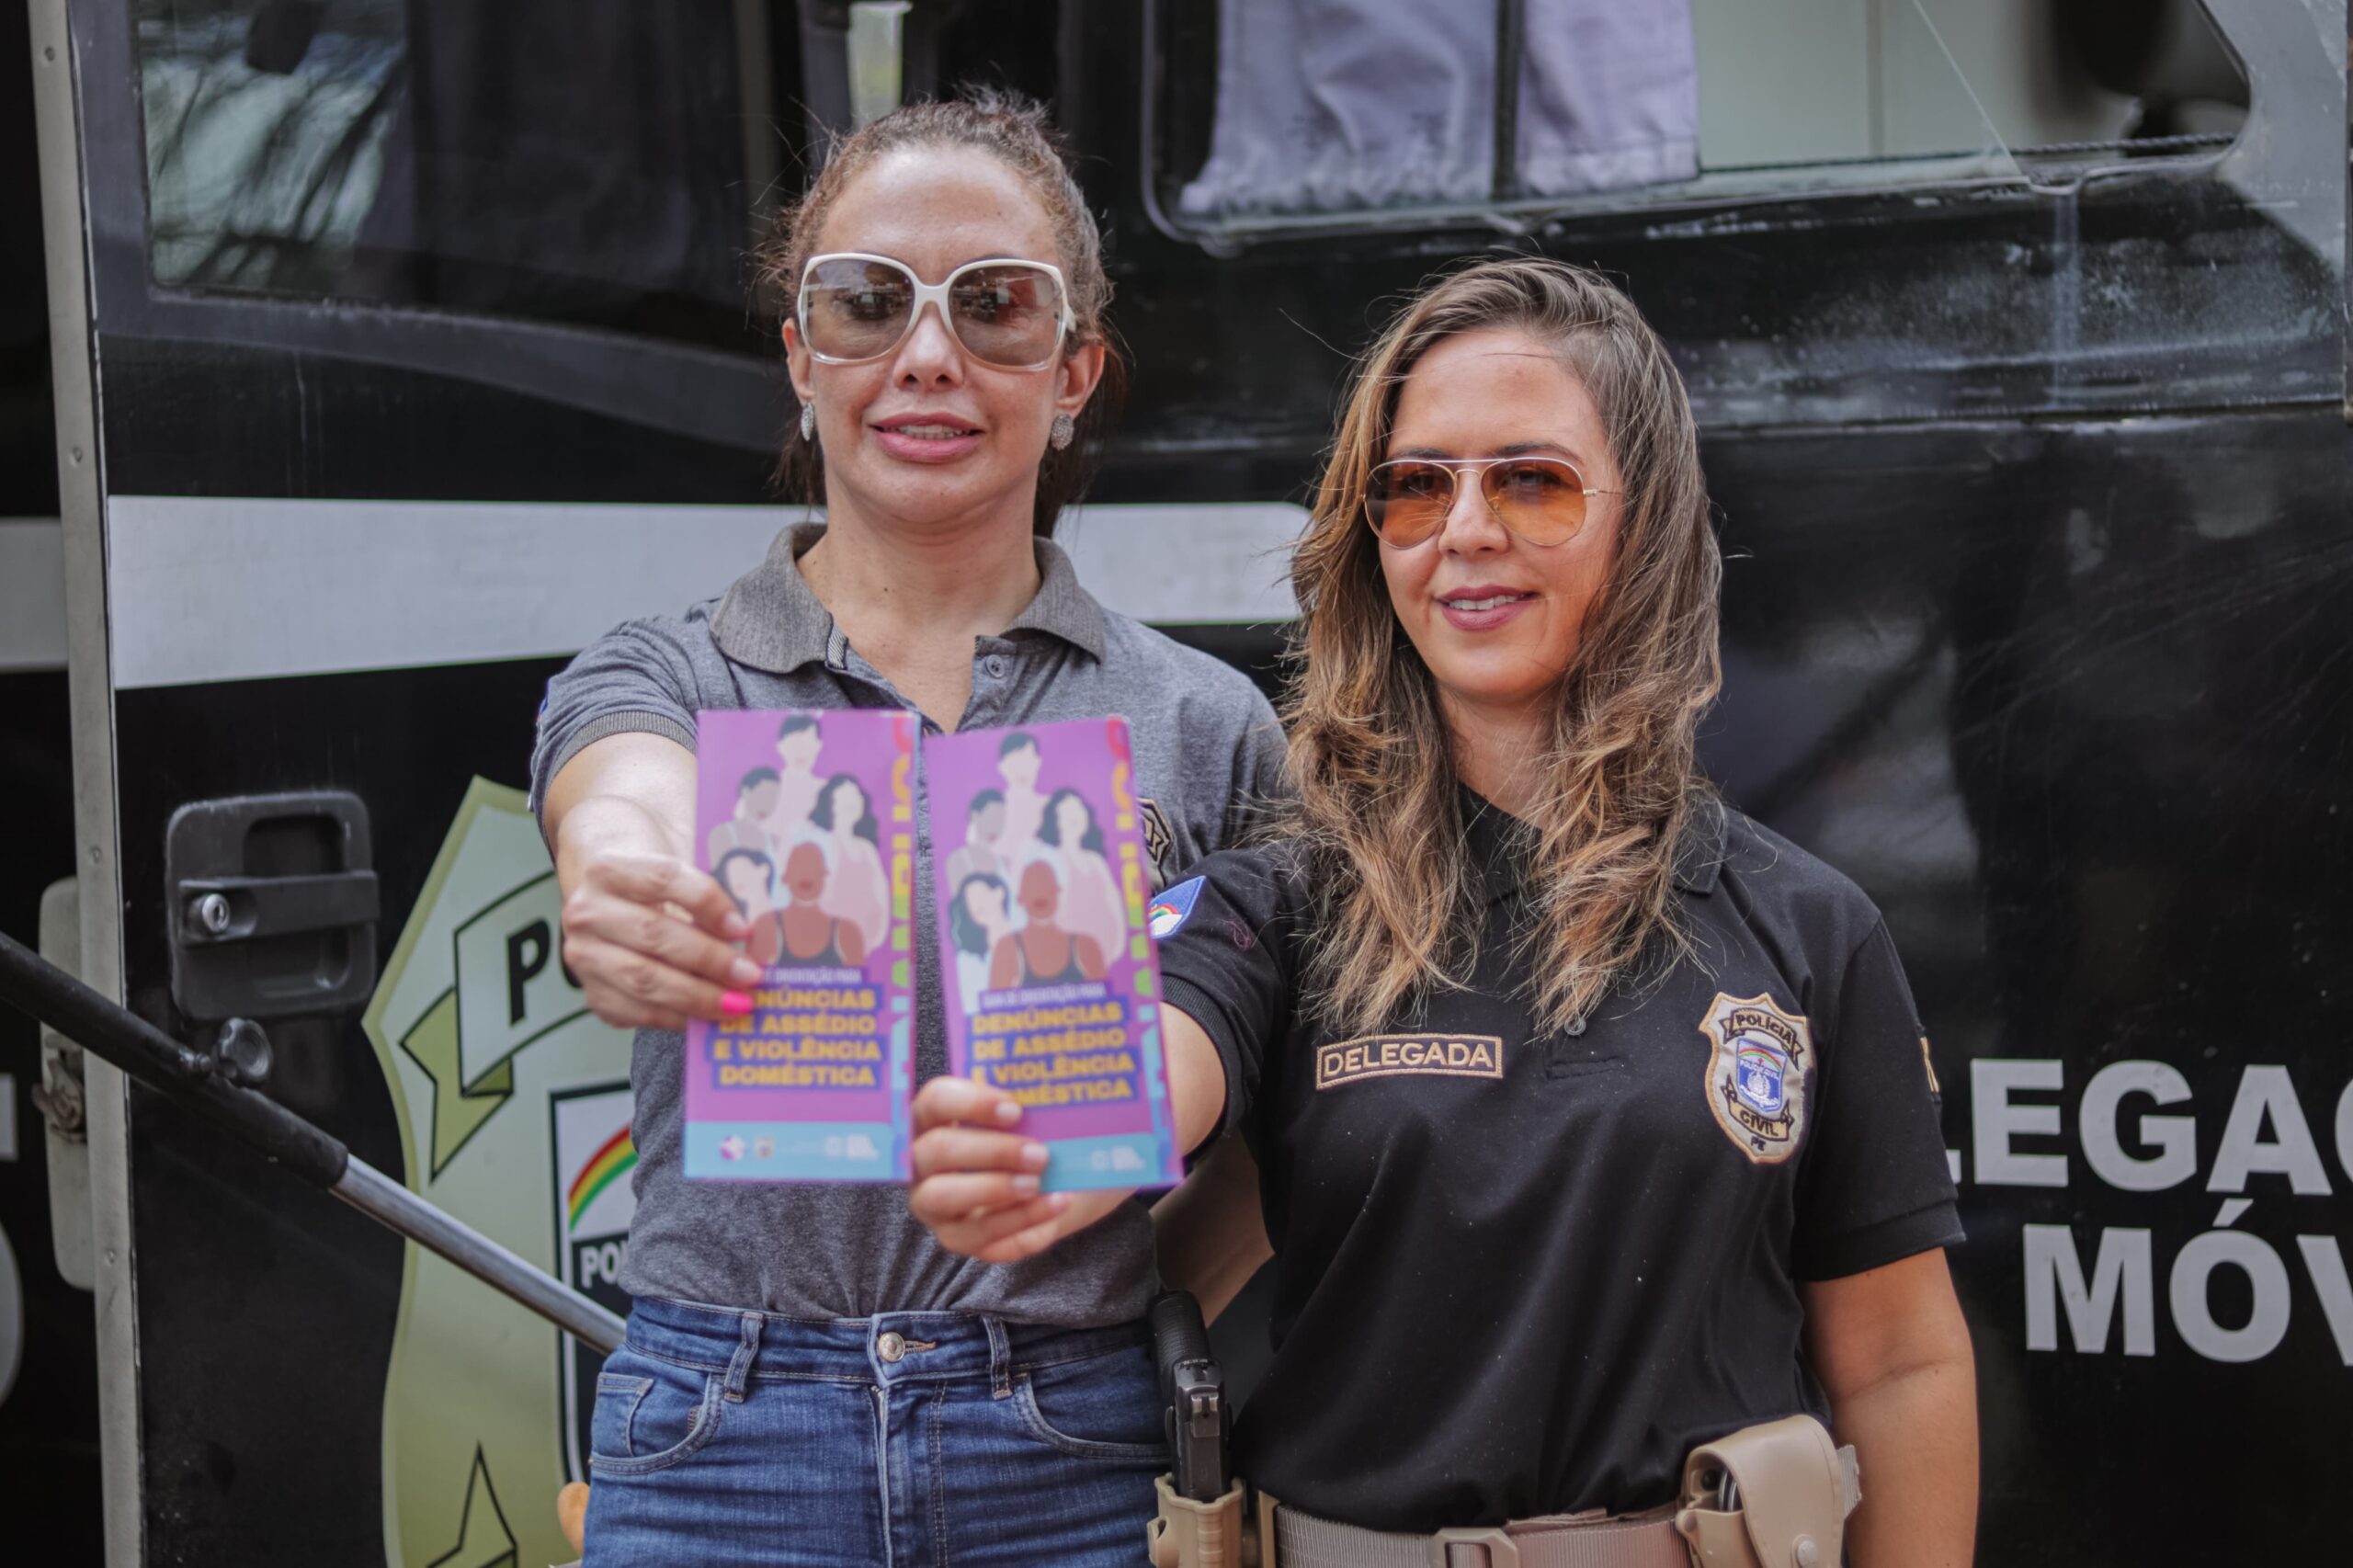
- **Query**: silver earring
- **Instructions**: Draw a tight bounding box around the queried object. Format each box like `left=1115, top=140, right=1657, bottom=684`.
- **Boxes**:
left=800, top=403, right=816, bottom=442
left=1050, top=414, right=1074, bottom=451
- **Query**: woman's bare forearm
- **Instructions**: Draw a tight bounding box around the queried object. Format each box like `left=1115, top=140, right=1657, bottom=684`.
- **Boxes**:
left=1153, top=1137, right=1273, bottom=1323
left=1802, top=1251, right=1976, bottom=1568
left=543, top=733, right=698, bottom=876
left=1836, top=1351, right=1977, bottom=1568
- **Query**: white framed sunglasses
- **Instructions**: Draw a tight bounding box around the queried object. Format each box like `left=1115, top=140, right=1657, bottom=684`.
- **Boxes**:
left=796, top=252, right=1075, bottom=371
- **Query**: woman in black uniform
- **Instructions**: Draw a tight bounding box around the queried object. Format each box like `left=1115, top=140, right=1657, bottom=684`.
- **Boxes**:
left=910, top=258, right=1976, bottom=1565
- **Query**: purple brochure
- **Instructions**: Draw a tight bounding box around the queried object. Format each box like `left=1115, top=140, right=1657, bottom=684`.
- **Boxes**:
left=685, top=708, right=916, bottom=1181
left=929, top=716, right=1186, bottom=1191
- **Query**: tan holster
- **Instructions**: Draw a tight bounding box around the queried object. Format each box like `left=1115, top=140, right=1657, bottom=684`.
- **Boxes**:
left=1148, top=1415, right=1858, bottom=1568
left=1674, top=1415, right=1861, bottom=1568
left=1147, top=1473, right=1271, bottom=1568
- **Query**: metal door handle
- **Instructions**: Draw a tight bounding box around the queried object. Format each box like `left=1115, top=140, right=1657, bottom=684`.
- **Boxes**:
left=177, top=870, right=380, bottom=944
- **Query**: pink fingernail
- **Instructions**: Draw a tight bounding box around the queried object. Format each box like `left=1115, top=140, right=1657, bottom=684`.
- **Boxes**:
left=1011, top=1175, right=1041, bottom=1197
left=1020, top=1142, right=1049, bottom=1170
left=720, top=991, right=753, bottom=1017
left=995, top=1100, right=1023, bottom=1124
left=1046, top=1193, right=1070, bottom=1212
left=731, top=958, right=763, bottom=985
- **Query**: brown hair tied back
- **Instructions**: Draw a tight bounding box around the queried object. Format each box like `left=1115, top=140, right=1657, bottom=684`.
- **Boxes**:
left=752, top=89, right=1122, bottom=536
left=1280, top=256, right=1723, bottom=1038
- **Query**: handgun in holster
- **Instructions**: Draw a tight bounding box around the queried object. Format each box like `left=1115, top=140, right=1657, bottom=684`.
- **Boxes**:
left=1145, top=1290, right=1267, bottom=1568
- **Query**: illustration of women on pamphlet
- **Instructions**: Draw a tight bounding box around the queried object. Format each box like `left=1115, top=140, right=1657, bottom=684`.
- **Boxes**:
left=930, top=716, right=1186, bottom=1191
left=687, top=709, right=915, bottom=1181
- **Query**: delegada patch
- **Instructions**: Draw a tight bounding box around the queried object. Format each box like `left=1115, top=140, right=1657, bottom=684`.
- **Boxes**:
left=1148, top=876, right=1205, bottom=938
left=1316, top=1033, right=1505, bottom=1090
left=1699, top=992, right=1812, bottom=1164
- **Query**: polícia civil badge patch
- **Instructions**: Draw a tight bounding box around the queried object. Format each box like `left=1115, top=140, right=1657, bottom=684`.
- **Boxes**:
left=1699, top=992, right=1812, bottom=1164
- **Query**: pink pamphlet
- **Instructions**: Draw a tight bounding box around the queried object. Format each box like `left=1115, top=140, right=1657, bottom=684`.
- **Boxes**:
left=684, top=708, right=915, bottom=1181
left=928, top=716, right=1187, bottom=1191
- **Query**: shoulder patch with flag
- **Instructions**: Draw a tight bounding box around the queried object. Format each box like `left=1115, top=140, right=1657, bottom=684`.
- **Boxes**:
left=1149, top=876, right=1206, bottom=939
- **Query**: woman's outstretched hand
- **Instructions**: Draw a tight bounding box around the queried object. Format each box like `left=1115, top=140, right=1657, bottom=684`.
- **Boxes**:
left=560, top=847, right=762, bottom=1031
left=909, top=1076, right=1131, bottom=1262
left=544, top=733, right=763, bottom=1032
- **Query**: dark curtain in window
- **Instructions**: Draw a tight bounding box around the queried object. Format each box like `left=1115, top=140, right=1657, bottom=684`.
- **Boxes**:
left=343, top=0, right=749, bottom=337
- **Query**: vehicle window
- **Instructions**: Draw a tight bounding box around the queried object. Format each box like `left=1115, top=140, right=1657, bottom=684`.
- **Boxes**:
left=1155, top=0, right=2250, bottom=236
left=135, top=0, right=782, bottom=347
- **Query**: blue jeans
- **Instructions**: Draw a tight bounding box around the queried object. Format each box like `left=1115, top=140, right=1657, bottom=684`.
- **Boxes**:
left=583, top=1297, right=1167, bottom=1566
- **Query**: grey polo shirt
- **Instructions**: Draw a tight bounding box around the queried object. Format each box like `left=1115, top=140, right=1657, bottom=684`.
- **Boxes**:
left=529, top=523, right=1288, bottom=1324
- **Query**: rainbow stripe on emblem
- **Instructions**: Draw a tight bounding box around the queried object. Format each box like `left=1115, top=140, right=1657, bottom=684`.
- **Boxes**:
left=567, top=1125, right=636, bottom=1232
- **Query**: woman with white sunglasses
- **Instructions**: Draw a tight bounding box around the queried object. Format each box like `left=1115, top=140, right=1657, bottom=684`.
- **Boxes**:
left=532, top=91, right=1285, bottom=1566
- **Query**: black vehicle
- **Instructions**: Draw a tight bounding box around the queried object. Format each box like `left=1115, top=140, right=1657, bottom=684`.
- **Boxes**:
left=1, top=3, right=2345, bottom=1563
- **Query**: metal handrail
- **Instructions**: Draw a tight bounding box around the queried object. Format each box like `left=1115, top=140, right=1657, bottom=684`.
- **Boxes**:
left=0, top=927, right=624, bottom=1355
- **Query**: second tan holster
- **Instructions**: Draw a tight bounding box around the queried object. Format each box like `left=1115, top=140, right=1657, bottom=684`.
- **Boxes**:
left=1673, top=1415, right=1860, bottom=1568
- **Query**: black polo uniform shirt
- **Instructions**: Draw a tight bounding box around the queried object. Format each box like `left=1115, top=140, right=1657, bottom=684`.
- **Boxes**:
left=1154, top=792, right=1962, bottom=1532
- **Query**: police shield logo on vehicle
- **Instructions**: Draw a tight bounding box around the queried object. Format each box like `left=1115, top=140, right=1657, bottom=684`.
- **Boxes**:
left=552, top=1084, right=636, bottom=1485
left=362, top=780, right=638, bottom=1568
left=1699, top=992, right=1812, bottom=1164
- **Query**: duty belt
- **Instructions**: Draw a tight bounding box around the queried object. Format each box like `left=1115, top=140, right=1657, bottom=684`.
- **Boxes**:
left=1151, top=1415, right=1861, bottom=1568
left=1271, top=1498, right=1688, bottom=1568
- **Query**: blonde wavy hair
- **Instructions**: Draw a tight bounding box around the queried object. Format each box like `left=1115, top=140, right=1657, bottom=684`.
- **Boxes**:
left=1280, top=257, right=1722, bottom=1036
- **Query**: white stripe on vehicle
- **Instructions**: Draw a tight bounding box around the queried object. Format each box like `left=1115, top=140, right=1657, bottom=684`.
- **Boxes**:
left=105, top=497, right=1305, bottom=689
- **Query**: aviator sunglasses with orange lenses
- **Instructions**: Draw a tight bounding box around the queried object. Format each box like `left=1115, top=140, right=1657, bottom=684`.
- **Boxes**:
left=797, top=253, right=1074, bottom=371
left=1365, top=455, right=1619, bottom=548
